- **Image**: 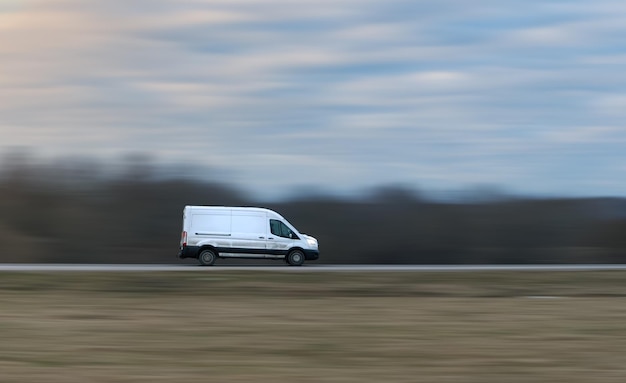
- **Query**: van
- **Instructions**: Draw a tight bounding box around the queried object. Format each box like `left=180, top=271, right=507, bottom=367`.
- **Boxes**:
left=178, top=206, right=319, bottom=266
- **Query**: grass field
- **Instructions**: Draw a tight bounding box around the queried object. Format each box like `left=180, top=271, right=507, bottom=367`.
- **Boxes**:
left=2, top=271, right=626, bottom=382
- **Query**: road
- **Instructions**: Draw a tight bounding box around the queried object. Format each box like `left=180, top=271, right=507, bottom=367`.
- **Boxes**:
left=2, top=264, right=626, bottom=272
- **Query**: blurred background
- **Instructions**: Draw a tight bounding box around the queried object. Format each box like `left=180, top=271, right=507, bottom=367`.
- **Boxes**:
left=1, top=150, right=625, bottom=264
left=1, top=0, right=625, bottom=263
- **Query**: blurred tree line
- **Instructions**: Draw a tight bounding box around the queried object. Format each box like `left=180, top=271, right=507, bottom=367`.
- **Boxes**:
left=0, top=153, right=625, bottom=264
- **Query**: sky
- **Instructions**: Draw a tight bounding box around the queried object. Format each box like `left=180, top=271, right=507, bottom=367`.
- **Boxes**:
left=1, top=0, right=626, bottom=199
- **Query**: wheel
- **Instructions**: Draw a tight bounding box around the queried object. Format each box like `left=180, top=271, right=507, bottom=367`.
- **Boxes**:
left=198, top=249, right=217, bottom=266
left=286, top=250, right=305, bottom=266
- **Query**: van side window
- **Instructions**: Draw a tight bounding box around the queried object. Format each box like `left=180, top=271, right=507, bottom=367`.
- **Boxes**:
left=270, top=219, right=299, bottom=239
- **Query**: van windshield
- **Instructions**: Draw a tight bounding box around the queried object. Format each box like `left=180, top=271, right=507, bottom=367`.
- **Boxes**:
left=270, top=219, right=299, bottom=239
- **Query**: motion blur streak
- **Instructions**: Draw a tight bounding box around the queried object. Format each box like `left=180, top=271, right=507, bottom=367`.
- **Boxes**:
left=0, top=153, right=625, bottom=264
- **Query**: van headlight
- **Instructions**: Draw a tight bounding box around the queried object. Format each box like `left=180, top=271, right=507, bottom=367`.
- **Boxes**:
left=306, top=237, right=318, bottom=248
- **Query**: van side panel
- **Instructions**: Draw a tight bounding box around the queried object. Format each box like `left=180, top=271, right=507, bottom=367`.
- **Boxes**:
left=191, top=213, right=231, bottom=236
left=188, top=210, right=233, bottom=252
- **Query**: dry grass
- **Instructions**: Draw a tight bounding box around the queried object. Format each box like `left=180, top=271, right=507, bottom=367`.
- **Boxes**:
left=2, top=271, right=626, bottom=382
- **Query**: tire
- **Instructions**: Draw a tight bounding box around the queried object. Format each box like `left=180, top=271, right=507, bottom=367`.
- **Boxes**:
left=198, top=249, right=217, bottom=266
left=286, top=250, right=305, bottom=266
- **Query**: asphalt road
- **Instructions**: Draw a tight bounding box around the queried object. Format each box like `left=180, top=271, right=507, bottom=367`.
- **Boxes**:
left=2, top=264, right=626, bottom=272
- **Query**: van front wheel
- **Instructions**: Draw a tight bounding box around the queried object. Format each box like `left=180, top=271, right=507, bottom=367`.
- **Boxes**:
left=198, top=249, right=217, bottom=266
left=286, top=250, right=305, bottom=266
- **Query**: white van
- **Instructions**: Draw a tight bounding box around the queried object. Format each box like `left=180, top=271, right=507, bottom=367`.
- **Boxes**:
left=178, top=206, right=319, bottom=266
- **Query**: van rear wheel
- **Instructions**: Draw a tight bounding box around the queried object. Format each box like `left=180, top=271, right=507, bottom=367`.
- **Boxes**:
left=198, top=249, right=217, bottom=266
left=286, top=250, right=305, bottom=266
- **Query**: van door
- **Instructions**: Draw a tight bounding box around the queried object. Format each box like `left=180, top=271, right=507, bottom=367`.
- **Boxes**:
left=267, top=219, right=298, bottom=254
left=229, top=212, right=267, bottom=254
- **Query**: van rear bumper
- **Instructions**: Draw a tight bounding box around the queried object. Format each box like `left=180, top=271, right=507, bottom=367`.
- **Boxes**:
left=179, top=245, right=200, bottom=259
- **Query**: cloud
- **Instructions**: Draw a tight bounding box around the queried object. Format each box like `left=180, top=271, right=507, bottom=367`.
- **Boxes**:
left=1, top=0, right=626, bottom=197
left=540, top=126, right=626, bottom=144
left=591, top=95, right=626, bottom=117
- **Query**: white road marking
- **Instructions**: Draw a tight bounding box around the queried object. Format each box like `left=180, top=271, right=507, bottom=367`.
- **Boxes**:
left=1, top=264, right=626, bottom=272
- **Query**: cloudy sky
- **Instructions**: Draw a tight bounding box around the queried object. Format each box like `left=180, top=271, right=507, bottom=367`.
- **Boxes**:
left=1, top=0, right=626, bottom=198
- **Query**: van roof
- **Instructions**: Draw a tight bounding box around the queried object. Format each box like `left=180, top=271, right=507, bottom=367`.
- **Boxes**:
left=184, top=205, right=282, bottom=218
